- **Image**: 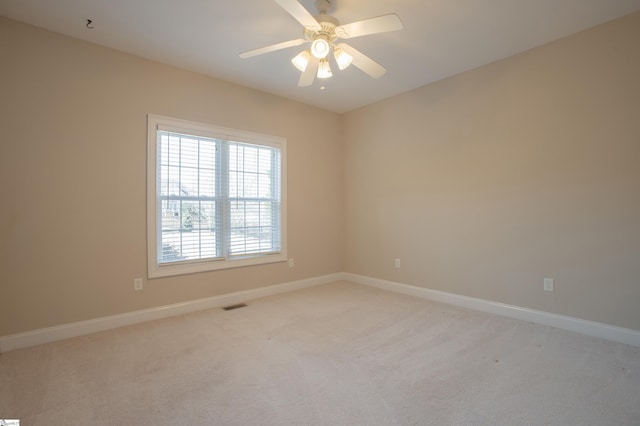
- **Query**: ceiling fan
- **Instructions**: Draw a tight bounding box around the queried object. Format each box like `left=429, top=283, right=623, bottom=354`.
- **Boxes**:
left=240, top=0, right=403, bottom=87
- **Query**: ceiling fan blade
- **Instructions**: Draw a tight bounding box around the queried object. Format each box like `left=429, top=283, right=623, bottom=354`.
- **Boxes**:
left=274, top=0, right=322, bottom=31
left=337, top=43, right=386, bottom=79
left=298, top=56, right=319, bottom=87
left=239, top=39, right=306, bottom=58
left=335, top=14, right=403, bottom=39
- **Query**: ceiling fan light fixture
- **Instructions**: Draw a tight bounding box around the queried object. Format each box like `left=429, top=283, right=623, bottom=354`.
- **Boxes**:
left=310, top=38, right=330, bottom=59
left=291, top=50, right=311, bottom=72
left=239, top=0, right=403, bottom=86
left=333, top=47, right=353, bottom=70
left=317, top=59, right=332, bottom=79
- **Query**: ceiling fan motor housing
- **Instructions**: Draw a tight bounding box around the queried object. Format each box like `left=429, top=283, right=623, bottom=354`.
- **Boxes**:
left=304, top=14, right=339, bottom=42
left=306, top=15, right=339, bottom=59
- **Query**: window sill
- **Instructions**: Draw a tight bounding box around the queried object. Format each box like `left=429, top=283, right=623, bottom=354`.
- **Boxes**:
left=148, top=252, right=288, bottom=278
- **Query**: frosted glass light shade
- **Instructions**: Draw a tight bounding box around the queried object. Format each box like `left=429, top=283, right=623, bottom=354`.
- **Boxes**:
left=291, top=50, right=311, bottom=72
left=333, top=47, right=353, bottom=70
left=317, top=59, right=332, bottom=79
left=310, top=39, right=330, bottom=59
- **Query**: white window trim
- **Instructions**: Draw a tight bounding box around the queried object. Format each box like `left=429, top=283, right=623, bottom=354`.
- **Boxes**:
left=147, top=114, right=287, bottom=278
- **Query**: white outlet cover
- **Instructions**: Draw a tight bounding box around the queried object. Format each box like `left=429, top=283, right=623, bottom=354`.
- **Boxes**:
left=544, top=278, right=554, bottom=292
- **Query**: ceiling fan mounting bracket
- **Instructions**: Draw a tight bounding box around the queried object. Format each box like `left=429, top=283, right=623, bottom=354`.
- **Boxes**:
left=315, top=0, right=334, bottom=15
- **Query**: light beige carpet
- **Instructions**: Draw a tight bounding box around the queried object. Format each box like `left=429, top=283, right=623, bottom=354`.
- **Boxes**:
left=1, top=281, right=639, bottom=425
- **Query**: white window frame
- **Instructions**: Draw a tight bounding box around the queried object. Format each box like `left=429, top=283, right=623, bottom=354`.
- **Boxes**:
left=147, top=114, right=287, bottom=278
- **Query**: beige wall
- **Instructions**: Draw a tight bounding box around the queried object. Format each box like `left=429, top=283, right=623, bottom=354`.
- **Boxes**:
left=0, top=17, right=344, bottom=336
left=2, top=11, right=640, bottom=337
left=343, top=12, right=640, bottom=330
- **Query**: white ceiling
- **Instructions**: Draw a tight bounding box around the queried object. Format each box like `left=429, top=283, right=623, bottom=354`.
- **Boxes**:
left=2, top=0, right=640, bottom=113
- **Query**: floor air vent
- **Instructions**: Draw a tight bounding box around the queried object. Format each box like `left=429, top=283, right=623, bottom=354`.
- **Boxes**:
left=223, top=303, right=248, bottom=311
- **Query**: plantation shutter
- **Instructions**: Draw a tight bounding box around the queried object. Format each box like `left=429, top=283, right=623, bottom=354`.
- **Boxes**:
left=156, top=129, right=281, bottom=265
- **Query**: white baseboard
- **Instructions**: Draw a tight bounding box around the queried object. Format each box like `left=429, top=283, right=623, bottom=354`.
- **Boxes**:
left=0, top=273, right=342, bottom=353
left=342, top=273, right=640, bottom=348
left=3, top=272, right=639, bottom=353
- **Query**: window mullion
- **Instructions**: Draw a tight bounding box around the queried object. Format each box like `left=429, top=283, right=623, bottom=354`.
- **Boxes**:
left=243, top=145, right=247, bottom=254
left=217, top=140, right=229, bottom=258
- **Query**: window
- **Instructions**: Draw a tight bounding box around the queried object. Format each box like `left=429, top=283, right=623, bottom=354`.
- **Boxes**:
left=147, top=114, right=286, bottom=278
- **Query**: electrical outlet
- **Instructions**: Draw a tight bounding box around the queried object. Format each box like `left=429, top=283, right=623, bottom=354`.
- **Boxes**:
left=288, top=258, right=295, bottom=268
left=134, top=278, right=143, bottom=291
left=544, top=278, right=554, bottom=292
left=395, top=258, right=401, bottom=269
